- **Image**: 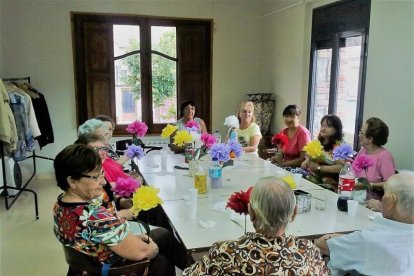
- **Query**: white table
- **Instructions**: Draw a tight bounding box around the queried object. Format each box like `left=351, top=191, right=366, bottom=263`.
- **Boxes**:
left=137, top=150, right=375, bottom=251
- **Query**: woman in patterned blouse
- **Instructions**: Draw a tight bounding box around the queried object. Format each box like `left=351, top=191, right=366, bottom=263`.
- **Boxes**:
left=182, top=176, right=329, bottom=275
left=53, top=144, right=187, bottom=275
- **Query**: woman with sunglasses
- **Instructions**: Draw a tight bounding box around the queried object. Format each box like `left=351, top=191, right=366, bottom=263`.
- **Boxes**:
left=53, top=144, right=188, bottom=275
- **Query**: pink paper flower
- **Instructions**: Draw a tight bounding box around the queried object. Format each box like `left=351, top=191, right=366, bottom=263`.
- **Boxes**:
left=113, top=176, right=141, bottom=197
left=352, top=154, right=374, bottom=174
left=184, top=120, right=200, bottom=131
left=126, top=121, right=148, bottom=137
left=201, top=133, right=216, bottom=148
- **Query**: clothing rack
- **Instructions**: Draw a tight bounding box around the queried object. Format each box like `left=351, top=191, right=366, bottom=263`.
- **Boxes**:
left=0, top=76, right=54, bottom=219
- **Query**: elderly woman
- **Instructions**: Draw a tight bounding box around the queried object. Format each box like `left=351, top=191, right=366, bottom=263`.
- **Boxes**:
left=78, top=118, right=110, bottom=141
left=271, top=104, right=311, bottom=167
left=182, top=177, right=329, bottom=275
left=53, top=144, right=187, bottom=275
left=354, top=117, right=396, bottom=203
left=301, top=115, right=346, bottom=189
left=233, top=100, right=262, bottom=153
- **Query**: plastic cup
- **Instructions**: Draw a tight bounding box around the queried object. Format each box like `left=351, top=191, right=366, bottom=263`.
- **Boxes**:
left=315, top=195, right=326, bottom=211
left=293, top=173, right=302, bottom=186
left=194, top=172, right=207, bottom=194
left=347, top=199, right=359, bottom=216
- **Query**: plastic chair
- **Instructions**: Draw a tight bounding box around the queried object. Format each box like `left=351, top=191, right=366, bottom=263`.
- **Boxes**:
left=63, top=246, right=150, bottom=276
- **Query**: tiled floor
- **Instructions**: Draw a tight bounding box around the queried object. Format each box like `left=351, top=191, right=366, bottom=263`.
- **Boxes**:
left=0, top=174, right=67, bottom=275
left=0, top=174, right=202, bottom=275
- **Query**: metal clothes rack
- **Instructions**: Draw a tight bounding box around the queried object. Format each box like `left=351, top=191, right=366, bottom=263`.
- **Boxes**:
left=0, top=76, right=54, bottom=219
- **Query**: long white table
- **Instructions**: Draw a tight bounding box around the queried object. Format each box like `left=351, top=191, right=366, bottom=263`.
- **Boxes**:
left=136, top=150, right=375, bottom=252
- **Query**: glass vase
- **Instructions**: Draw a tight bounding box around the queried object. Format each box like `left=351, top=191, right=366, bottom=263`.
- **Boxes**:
left=189, top=160, right=199, bottom=177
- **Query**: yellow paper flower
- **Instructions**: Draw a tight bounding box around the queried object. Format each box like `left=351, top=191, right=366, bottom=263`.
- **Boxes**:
left=173, top=130, right=193, bottom=147
left=303, top=140, right=323, bottom=159
left=161, top=124, right=178, bottom=139
left=282, top=175, right=297, bottom=189
left=130, top=186, right=163, bottom=216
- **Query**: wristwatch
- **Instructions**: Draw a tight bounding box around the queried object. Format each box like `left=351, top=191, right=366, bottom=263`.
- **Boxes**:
left=317, top=165, right=321, bottom=172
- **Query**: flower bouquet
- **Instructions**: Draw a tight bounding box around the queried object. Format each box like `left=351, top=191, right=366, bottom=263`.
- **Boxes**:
left=126, top=121, right=148, bottom=174
left=226, top=186, right=253, bottom=233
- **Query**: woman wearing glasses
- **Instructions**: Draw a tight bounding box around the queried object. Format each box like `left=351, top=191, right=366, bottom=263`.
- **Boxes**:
left=355, top=117, right=396, bottom=203
left=53, top=144, right=188, bottom=275
left=175, top=100, right=207, bottom=133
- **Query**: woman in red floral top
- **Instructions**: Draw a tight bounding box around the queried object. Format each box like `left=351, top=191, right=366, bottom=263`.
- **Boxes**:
left=182, top=177, right=330, bottom=275
left=53, top=144, right=187, bottom=275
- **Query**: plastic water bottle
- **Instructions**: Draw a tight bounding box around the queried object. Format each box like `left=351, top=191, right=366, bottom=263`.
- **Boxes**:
left=337, top=161, right=356, bottom=212
left=213, top=130, right=222, bottom=143
left=229, top=128, right=237, bottom=141
left=208, top=158, right=222, bottom=206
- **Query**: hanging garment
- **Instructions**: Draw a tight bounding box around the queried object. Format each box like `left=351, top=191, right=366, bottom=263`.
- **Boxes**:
left=30, top=90, right=54, bottom=148
left=0, top=80, right=18, bottom=153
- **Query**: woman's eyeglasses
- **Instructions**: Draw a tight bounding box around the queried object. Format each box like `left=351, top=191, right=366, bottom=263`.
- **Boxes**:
left=80, top=170, right=105, bottom=181
left=92, top=146, right=109, bottom=152
left=184, top=106, right=196, bottom=111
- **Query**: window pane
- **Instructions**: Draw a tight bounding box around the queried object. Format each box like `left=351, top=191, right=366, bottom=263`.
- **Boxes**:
left=336, top=36, right=362, bottom=147
left=311, top=48, right=332, bottom=139
left=151, top=27, right=177, bottom=124
left=113, top=25, right=141, bottom=124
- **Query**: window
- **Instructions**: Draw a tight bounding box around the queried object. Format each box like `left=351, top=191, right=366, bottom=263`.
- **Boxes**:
left=307, top=0, right=370, bottom=148
left=72, top=13, right=212, bottom=135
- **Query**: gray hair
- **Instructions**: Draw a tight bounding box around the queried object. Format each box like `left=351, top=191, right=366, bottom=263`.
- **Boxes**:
left=78, top=119, right=107, bottom=136
left=249, top=176, right=296, bottom=233
left=386, top=171, right=414, bottom=218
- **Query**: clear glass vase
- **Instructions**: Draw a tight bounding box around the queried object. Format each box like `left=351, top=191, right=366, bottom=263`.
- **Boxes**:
left=188, top=159, right=199, bottom=177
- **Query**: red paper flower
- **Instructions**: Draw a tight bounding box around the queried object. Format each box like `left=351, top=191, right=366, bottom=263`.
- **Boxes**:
left=226, top=186, right=253, bottom=215
left=126, top=121, right=148, bottom=137
left=271, top=133, right=289, bottom=147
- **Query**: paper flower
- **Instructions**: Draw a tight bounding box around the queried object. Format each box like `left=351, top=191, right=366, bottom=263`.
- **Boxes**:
left=201, top=133, right=216, bottom=149
left=352, top=154, right=374, bottom=174
left=271, top=133, right=289, bottom=147
left=227, top=140, right=243, bottom=158
left=126, top=121, right=148, bottom=137
left=113, top=176, right=141, bottom=197
left=303, top=140, right=323, bottom=159
left=332, top=144, right=354, bottom=161
left=161, top=124, right=178, bottom=139
left=184, top=120, right=200, bottom=132
left=209, top=143, right=231, bottom=162
left=130, top=186, right=163, bottom=216
left=224, top=115, right=239, bottom=129
left=125, top=144, right=145, bottom=160
left=173, top=130, right=193, bottom=147
left=190, top=131, right=202, bottom=149
left=226, top=186, right=253, bottom=215
left=282, top=175, right=297, bottom=189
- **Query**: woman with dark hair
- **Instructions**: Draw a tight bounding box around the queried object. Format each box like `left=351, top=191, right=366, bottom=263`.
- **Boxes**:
left=301, top=115, right=346, bottom=188
left=53, top=144, right=188, bottom=275
left=175, top=100, right=207, bottom=134
left=271, top=104, right=311, bottom=167
left=355, top=117, right=396, bottom=201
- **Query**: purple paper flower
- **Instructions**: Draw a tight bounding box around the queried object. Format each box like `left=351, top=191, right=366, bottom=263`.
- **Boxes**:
left=126, top=121, right=148, bottom=137
left=113, top=176, right=141, bottom=197
left=332, top=144, right=354, bottom=161
left=227, top=140, right=242, bottom=158
left=126, top=144, right=145, bottom=160
left=209, top=143, right=231, bottom=162
left=352, top=154, right=374, bottom=174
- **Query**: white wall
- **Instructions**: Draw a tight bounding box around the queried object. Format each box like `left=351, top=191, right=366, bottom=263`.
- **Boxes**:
left=1, top=0, right=413, bottom=174
left=0, top=0, right=264, bottom=174
left=261, top=0, right=414, bottom=170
